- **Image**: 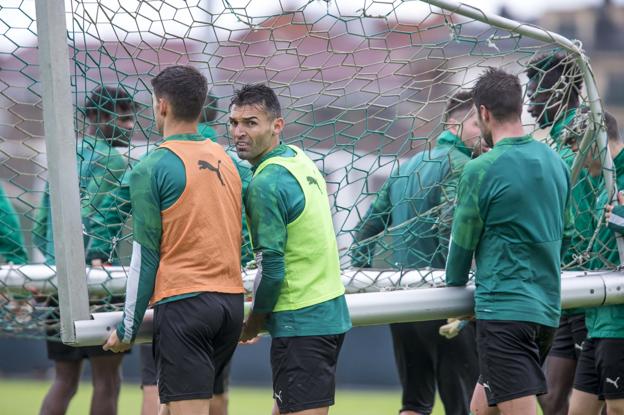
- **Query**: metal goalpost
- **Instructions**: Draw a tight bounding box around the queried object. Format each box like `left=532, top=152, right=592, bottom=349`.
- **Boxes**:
left=27, top=0, right=624, bottom=346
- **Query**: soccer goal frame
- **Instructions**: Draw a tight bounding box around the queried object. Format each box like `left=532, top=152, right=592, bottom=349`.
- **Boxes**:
left=31, top=0, right=624, bottom=346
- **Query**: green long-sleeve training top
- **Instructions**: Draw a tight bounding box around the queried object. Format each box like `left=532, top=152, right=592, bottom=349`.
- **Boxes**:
left=116, top=127, right=253, bottom=343
left=446, top=135, right=573, bottom=328
left=33, top=136, right=128, bottom=264
left=351, top=130, right=471, bottom=269
left=585, top=149, right=624, bottom=338
left=0, top=184, right=27, bottom=264
left=246, top=144, right=351, bottom=338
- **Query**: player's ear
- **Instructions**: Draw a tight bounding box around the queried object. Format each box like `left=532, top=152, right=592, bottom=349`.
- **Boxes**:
left=158, top=97, right=168, bottom=118
left=273, top=117, right=285, bottom=136
left=446, top=117, right=459, bottom=136
left=479, top=105, right=489, bottom=123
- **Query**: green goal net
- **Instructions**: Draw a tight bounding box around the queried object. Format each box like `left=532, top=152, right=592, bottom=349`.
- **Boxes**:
left=0, top=0, right=617, bottom=340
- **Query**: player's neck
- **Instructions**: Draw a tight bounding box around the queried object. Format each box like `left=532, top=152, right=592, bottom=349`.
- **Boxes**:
left=162, top=120, right=199, bottom=139
left=491, top=121, right=525, bottom=146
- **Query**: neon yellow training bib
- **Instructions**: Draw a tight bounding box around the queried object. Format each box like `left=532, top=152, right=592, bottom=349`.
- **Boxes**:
left=254, top=145, right=344, bottom=312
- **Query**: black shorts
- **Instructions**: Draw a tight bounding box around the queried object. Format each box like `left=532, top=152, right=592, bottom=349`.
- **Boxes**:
left=153, top=292, right=243, bottom=404
left=476, top=320, right=555, bottom=406
left=139, top=343, right=232, bottom=394
left=46, top=340, right=124, bottom=361
left=574, top=338, right=624, bottom=400
left=549, top=313, right=587, bottom=360
left=391, top=320, right=478, bottom=415
left=271, top=333, right=345, bottom=414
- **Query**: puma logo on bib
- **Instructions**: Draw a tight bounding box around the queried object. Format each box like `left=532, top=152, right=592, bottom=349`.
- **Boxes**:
left=198, top=159, right=224, bottom=186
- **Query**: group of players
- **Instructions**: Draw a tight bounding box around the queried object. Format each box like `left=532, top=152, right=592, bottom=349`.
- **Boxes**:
left=351, top=51, right=624, bottom=415
left=1, top=49, right=623, bottom=415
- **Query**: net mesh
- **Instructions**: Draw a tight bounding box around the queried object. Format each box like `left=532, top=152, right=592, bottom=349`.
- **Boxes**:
left=0, top=0, right=615, bottom=339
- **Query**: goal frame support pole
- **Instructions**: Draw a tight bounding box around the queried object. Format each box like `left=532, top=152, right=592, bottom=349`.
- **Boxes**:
left=35, top=0, right=89, bottom=344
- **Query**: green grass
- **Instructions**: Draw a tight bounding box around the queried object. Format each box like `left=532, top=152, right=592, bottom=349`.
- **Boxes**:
left=0, top=379, right=414, bottom=415
left=0, top=379, right=549, bottom=414
left=0, top=379, right=428, bottom=414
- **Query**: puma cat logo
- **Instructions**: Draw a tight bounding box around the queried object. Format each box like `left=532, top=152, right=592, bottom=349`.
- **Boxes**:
left=606, top=377, right=621, bottom=389
left=198, top=159, right=224, bottom=186
left=307, top=176, right=321, bottom=192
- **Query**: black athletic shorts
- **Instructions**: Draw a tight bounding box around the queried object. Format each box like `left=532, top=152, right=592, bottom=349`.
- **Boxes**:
left=476, top=320, right=555, bottom=406
left=153, top=292, right=244, bottom=404
left=271, top=333, right=345, bottom=414
left=46, top=339, right=123, bottom=361
left=139, top=343, right=232, bottom=394
left=549, top=313, right=587, bottom=360
left=574, top=338, right=624, bottom=400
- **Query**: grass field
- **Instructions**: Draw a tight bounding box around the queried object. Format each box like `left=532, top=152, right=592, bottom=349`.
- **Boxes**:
left=0, top=379, right=549, bottom=414
left=0, top=379, right=430, bottom=414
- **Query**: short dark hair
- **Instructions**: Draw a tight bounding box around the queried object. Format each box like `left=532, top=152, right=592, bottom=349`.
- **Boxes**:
left=526, top=51, right=583, bottom=105
left=473, top=68, right=523, bottom=122
left=85, top=86, right=135, bottom=120
left=200, top=91, right=218, bottom=124
left=229, top=84, right=281, bottom=119
left=605, top=112, right=621, bottom=143
left=444, top=90, right=473, bottom=122
left=151, top=65, right=208, bottom=122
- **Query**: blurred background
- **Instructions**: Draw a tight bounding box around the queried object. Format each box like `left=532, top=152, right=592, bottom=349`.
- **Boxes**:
left=1, top=0, right=623, bottom=413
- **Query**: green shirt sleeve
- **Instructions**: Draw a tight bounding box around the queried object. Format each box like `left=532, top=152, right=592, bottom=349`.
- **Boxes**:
left=445, top=160, right=486, bottom=286
left=232, top=155, right=254, bottom=266
left=79, top=140, right=128, bottom=262
left=247, top=163, right=304, bottom=314
left=116, top=149, right=184, bottom=342
left=350, top=178, right=392, bottom=267
left=33, top=188, right=50, bottom=260
left=86, top=173, right=132, bottom=262
left=0, top=185, right=27, bottom=264
left=437, top=155, right=468, bottom=260
left=608, top=204, right=624, bottom=235
left=561, top=176, right=575, bottom=259
left=79, top=142, right=127, bottom=219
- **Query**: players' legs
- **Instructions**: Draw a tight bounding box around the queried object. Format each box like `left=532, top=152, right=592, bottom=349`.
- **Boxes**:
left=271, top=400, right=330, bottom=415
left=90, top=353, right=124, bottom=415
left=497, top=395, right=538, bottom=415
left=475, top=320, right=554, bottom=415
left=605, top=399, right=624, bottom=415
left=390, top=321, right=438, bottom=415
left=209, top=393, right=228, bottom=415
left=540, top=355, right=577, bottom=414
left=143, top=386, right=160, bottom=415
left=155, top=293, right=243, bottom=415
left=140, top=344, right=160, bottom=415
left=596, top=339, right=624, bottom=415
left=210, top=358, right=233, bottom=415
left=539, top=314, right=586, bottom=415
left=437, top=321, right=479, bottom=415
left=472, top=382, right=538, bottom=415
left=569, top=389, right=603, bottom=415
left=569, top=337, right=603, bottom=415
left=166, top=400, right=210, bottom=415
left=271, top=334, right=345, bottom=415
left=39, top=359, right=83, bottom=415
left=470, top=382, right=499, bottom=415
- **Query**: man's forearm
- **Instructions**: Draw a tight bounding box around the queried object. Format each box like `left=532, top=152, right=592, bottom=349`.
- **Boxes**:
left=445, top=241, right=472, bottom=286
left=252, top=251, right=285, bottom=313
left=116, top=241, right=158, bottom=343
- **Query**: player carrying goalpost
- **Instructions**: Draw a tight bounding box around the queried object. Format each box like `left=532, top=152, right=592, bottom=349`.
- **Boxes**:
left=232, top=84, right=351, bottom=415
left=104, top=65, right=245, bottom=415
